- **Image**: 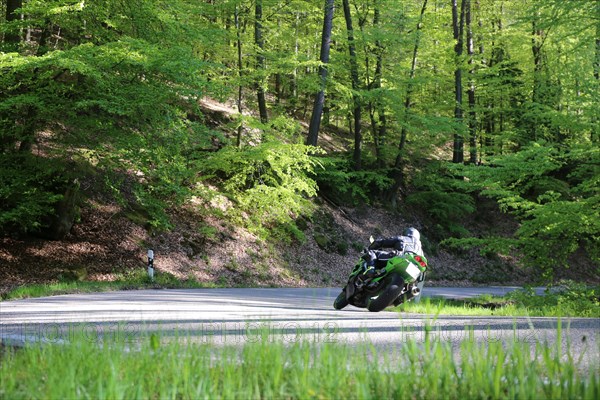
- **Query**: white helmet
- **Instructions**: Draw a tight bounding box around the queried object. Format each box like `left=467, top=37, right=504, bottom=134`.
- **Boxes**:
left=402, top=227, right=420, bottom=241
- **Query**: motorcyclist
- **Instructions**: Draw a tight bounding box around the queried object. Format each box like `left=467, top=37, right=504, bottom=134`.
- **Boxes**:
left=362, top=227, right=427, bottom=303
left=363, top=227, right=424, bottom=274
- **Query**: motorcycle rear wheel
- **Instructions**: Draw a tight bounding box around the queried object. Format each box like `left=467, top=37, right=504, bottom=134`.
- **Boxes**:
left=367, top=273, right=404, bottom=312
left=333, top=291, right=349, bottom=310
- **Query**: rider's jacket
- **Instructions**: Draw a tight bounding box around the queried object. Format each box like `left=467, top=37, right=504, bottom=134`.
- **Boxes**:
left=368, top=235, right=424, bottom=257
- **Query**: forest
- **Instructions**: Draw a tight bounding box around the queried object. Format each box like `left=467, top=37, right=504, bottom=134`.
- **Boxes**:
left=0, top=0, right=598, bottom=286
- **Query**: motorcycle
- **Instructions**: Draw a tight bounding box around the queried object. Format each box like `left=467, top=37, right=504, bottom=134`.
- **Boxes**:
left=333, top=237, right=428, bottom=312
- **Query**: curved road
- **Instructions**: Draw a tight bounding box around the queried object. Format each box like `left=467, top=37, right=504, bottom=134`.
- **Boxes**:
left=1, top=287, right=598, bottom=369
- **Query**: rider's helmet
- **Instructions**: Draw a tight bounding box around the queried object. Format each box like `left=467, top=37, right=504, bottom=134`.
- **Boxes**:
left=402, top=227, right=420, bottom=241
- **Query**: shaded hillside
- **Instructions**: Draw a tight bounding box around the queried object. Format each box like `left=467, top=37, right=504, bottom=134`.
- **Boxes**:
left=0, top=196, right=511, bottom=294
left=2, top=176, right=597, bottom=296
left=2, top=96, right=598, bottom=294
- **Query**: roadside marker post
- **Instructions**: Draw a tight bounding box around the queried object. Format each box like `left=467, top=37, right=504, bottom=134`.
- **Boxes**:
left=147, top=249, right=154, bottom=282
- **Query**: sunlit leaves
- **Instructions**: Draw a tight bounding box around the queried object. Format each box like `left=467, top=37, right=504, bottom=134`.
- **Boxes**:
left=197, top=141, right=321, bottom=237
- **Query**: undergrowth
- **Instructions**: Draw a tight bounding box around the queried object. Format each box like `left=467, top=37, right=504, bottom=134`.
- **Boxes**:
left=396, top=281, right=599, bottom=318
left=0, top=270, right=216, bottom=301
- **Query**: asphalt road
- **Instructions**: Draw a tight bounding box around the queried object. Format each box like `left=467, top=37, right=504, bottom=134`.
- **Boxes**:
left=1, top=287, right=598, bottom=370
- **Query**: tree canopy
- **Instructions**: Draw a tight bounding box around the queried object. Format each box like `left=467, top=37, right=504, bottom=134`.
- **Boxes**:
left=1, top=0, right=598, bottom=282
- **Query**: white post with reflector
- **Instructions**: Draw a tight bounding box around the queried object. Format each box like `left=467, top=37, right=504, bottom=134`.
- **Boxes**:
left=147, top=249, right=154, bottom=281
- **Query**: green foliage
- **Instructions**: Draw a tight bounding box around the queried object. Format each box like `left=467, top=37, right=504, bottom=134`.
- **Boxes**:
left=449, top=142, right=600, bottom=281
left=397, top=284, right=599, bottom=318
left=199, top=141, right=320, bottom=239
left=308, top=210, right=350, bottom=255
left=315, top=156, right=393, bottom=206
left=0, top=1, right=221, bottom=234
left=507, top=281, right=600, bottom=318
left=0, top=0, right=598, bottom=284
left=0, top=270, right=216, bottom=301
left=405, top=162, right=475, bottom=239
left=0, top=154, right=66, bottom=234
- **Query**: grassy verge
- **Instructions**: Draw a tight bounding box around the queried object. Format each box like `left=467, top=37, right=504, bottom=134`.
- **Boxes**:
left=1, top=328, right=598, bottom=399
left=396, top=283, right=599, bottom=318
left=0, top=270, right=217, bottom=301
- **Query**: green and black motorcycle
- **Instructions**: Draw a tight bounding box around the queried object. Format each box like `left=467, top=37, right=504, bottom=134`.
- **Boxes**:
left=333, top=239, right=428, bottom=312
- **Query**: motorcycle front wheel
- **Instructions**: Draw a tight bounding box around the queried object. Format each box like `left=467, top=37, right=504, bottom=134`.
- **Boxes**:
left=367, top=273, right=404, bottom=312
left=333, top=290, right=349, bottom=310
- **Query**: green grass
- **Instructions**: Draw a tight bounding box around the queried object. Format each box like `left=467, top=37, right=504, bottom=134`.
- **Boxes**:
left=396, top=283, right=600, bottom=318
left=1, top=328, right=598, bottom=399
left=394, top=296, right=521, bottom=316
left=0, top=270, right=218, bottom=301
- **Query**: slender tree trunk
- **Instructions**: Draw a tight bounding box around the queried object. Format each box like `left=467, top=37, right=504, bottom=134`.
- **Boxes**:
left=531, top=17, right=546, bottom=106
left=342, top=0, right=362, bottom=170
left=307, top=0, right=334, bottom=146
left=374, top=5, right=387, bottom=165
left=36, top=18, right=53, bottom=56
left=274, top=19, right=282, bottom=105
left=293, top=13, right=300, bottom=100
left=482, top=13, right=503, bottom=157
left=386, top=0, right=428, bottom=205
left=452, top=0, right=466, bottom=164
left=5, top=0, right=23, bottom=46
left=476, top=1, right=487, bottom=160
left=235, top=5, right=244, bottom=148
left=357, top=12, right=379, bottom=160
left=593, top=0, right=600, bottom=143
left=363, top=3, right=387, bottom=167
left=466, top=0, right=477, bottom=164
left=396, top=0, right=428, bottom=168
left=531, top=11, right=551, bottom=143
left=595, top=0, right=600, bottom=83
left=255, top=0, right=268, bottom=123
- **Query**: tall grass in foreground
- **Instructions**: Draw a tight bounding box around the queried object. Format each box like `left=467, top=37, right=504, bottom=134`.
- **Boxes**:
left=1, top=331, right=598, bottom=399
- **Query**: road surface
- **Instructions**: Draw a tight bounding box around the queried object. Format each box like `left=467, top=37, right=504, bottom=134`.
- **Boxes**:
left=1, top=287, right=598, bottom=369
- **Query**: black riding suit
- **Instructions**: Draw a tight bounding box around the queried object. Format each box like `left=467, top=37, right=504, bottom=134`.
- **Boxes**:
left=364, top=235, right=424, bottom=269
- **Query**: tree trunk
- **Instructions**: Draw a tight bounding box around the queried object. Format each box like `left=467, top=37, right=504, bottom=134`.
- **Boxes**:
left=593, top=0, right=600, bottom=143
left=342, top=0, right=362, bottom=170
left=235, top=5, right=244, bottom=148
left=255, top=0, right=268, bottom=123
left=5, top=0, right=23, bottom=46
left=374, top=56, right=386, bottom=164
left=387, top=0, right=428, bottom=205
left=452, top=0, right=466, bottom=164
left=482, top=12, right=504, bottom=157
left=307, top=0, right=335, bottom=146
left=531, top=18, right=546, bottom=106
left=292, top=13, right=300, bottom=101
left=466, top=0, right=477, bottom=164
left=395, top=0, right=428, bottom=168
left=367, top=3, right=387, bottom=167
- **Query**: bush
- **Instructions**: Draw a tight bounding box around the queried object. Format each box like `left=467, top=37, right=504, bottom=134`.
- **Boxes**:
left=405, top=162, right=475, bottom=239
left=507, top=281, right=600, bottom=318
left=315, top=156, right=393, bottom=206
left=0, top=154, right=68, bottom=235
left=453, top=142, right=600, bottom=281
left=199, top=141, right=320, bottom=239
